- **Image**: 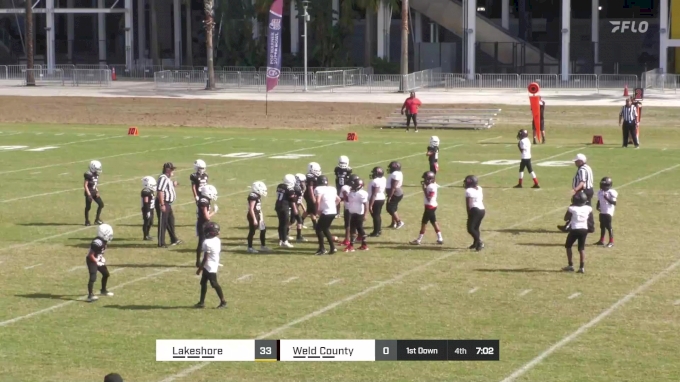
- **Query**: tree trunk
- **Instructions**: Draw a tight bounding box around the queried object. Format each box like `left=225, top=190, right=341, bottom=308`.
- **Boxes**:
left=25, top=0, right=35, bottom=86
left=150, top=0, right=160, bottom=66
left=400, top=0, right=409, bottom=91
left=204, top=0, right=215, bottom=89
left=185, top=0, right=193, bottom=66
left=364, top=8, right=373, bottom=67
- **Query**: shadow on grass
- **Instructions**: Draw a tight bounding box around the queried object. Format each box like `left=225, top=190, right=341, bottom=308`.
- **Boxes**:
left=15, top=293, right=83, bottom=301
left=516, top=243, right=565, bottom=247
left=18, top=223, right=86, bottom=226
left=492, top=228, right=560, bottom=235
left=109, top=264, right=195, bottom=269
left=475, top=268, right=562, bottom=273
left=103, top=304, right=194, bottom=311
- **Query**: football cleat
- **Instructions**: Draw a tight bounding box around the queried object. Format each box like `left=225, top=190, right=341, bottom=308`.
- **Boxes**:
left=259, top=246, right=272, bottom=252
left=513, top=184, right=522, bottom=188
left=409, top=240, right=421, bottom=245
left=344, top=246, right=355, bottom=252
left=94, top=219, right=104, bottom=225
left=358, top=244, right=369, bottom=251
left=562, top=266, right=575, bottom=272
left=87, top=295, right=99, bottom=302
left=594, top=241, right=605, bottom=246
left=436, top=239, right=443, bottom=245
left=100, top=290, right=114, bottom=296
left=194, top=302, right=205, bottom=309
left=531, top=184, right=541, bottom=189
left=606, top=242, right=614, bottom=248
left=314, top=249, right=328, bottom=256
left=396, top=221, right=405, bottom=229
left=577, top=268, right=585, bottom=274
left=247, top=247, right=259, bottom=253
left=281, top=241, right=294, bottom=248
left=216, top=302, right=227, bottom=309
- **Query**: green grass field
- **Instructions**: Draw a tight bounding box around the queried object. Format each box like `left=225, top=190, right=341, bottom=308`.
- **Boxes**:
left=1, top=119, right=680, bottom=382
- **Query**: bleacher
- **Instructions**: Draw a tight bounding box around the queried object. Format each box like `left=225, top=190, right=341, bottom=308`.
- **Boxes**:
left=385, top=108, right=501, bottom=130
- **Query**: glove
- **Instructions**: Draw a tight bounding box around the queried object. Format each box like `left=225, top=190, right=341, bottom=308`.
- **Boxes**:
left=96, top=256, right=106, bottom=267
left=195, top=196, right=199, bottom=201
left=146, top=212, right=151, bottom=219
left=213, top=205, right=219, bottom=213
left=259, top=220, right=266, bottom=230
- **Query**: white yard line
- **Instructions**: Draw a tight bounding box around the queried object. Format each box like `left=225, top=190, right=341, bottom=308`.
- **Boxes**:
left=158, top=163, right=680, bottom=382
left=567, top=293, right=581, bottom=300
left=468, top=287, right=479, bottom=294
left=420, top=284, right=435, bottom=291
left=111, top=268, right=125, bottom=273
left=478, top=136, right=502, bottom=143
left=281, top=277, right=299, bottom=284
left=68, top=266, right=85, bottom=272
left=24, top=264, right=42, bottom=270
left=58, top=173, right=69, bottom=176
left=519, top=289, right=532, bottom=297
left=326, top=279, right=342, bottom=286
left=673, top=299, right=680, bottom=306
left=0, top=137, right=233, bottom=176
left=235, top=274, right=252, bottom=281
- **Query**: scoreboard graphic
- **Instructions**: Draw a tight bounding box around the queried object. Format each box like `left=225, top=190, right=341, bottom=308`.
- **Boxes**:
left=156, top=339, right=499, bottom=362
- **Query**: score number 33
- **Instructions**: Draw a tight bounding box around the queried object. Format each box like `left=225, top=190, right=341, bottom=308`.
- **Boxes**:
left=260, top=347, right=272, bottom=355
left=476, top=347, right=494, bottom=355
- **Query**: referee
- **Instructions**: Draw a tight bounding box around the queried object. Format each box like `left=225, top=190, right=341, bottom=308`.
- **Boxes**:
left=157, top=162, right=182, bottom=248
left=571, top=153, right=594, bottom=204
left=619, top=98, right=640, bottom=148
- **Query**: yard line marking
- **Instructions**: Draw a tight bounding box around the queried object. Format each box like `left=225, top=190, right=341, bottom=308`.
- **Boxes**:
left=184, top=137, right=192, bottom=139
left=568, top=293, right=581, bottom=299
left=150, top=165, right=680, bottom=382
left=0, top=267, right=181, bottom=327
left=478, top=136, right=502, bottom=143
left=481, top=144, right=487, bottom=147
left=236, top=274, right=252, bottom=281
left=97, top=134, right=105, bottom=137
left=111, top=268, right=125, bottom=273
left=673, top=299, right=680, bottom=306
left=282, top=277, right=299, bottom=284
left=556, top=146, right=562, bottom=148
left=662, top=148, right=668, bottom=151
left=55, top=133, right=64, bottom=136
left=519, top=289, right=532, bottom=297
left=505, top=144, right=511, bottom=147
left=326, top=279, right=342, bottom=286
left=420, top=284, right=435, bottom=291
left=30, top=172, right=41, bottom=175
left=68, top=266, right=85, bottom=272
left=0, top=137, right=231, bottom=176
left=24, top=264, right=42, bottom=270
left=468, top=287, right=479, bottom=294
left=58, top=172, right=69, bottom=176
left=34, top=132, right=43, bottom=135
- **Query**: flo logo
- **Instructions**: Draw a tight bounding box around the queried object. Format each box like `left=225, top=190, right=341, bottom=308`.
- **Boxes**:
left=610, top=21, right=649, bottom=33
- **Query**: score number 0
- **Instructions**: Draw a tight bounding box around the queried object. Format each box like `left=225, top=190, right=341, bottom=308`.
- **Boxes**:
left=260, top=347, right=272, bottom=355
left=476, top=347, right=494, bottom=355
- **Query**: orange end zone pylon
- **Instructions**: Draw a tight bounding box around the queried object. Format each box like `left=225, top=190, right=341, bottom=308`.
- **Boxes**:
left=128, top=127, right=139, bottom=136
left=527, top=82, right=541, bottom=143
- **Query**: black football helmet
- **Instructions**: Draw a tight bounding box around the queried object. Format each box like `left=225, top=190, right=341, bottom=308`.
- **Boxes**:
left=351, top=178, right=364, bottom=191
left=317, top=175, right=329, bottom=186
left=388, top=161, right=401, bottom=173
left=422, top=171, right=435, bottom=185
left=572, top=191, right=588, bottom=206
left=517, top=129, right=528, bottom=140
left=464, top=175, right=478, bottom=188
left=203, top=221, right=220, bottom=238
left=349, top=174, right=359, bottom=183
left=370, top=166, right=384, bottom=179
left=600, top=177, right=612, bottom=191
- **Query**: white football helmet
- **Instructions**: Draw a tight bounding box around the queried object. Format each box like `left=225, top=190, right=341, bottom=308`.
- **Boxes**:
left=308, top=162, right=322, bottom=176
left=283, top=174, right=297, bottom=188
left=338, top=155, right=349, bottom=169
left=97, top=223, right=114, bottom=242
left=142, top=176, right=156, bottom=189
left=430, top=136, right=440, bottom=147
left=295, top=173, right=306, bottom=184
left=199, top=184, right=218, bottom=201
left=194, top=159, right=206, bottom=174
left=251, top=181, right=268, bottom=196
left=89, top=160, right=102, bottom=173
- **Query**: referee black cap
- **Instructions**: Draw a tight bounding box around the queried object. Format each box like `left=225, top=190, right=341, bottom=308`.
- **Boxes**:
left=163, top=162, right=176, bottom=171
left=104, top=373, right=124, bottom=382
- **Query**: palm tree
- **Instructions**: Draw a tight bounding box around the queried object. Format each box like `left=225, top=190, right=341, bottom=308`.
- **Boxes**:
left=204, top=0, right=216, bottom=89
left=150, top=0, right=160, bottom=66
left=25, top=0, right=34, bottom=85
left=185, top=0, right=193, bottom=66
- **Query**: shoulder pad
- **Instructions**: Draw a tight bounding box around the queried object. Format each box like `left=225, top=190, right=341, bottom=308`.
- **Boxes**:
left=198, top=198, right=210, bottom=206
left=247, top=192, right=259, bottom=200
left=84, top=172, right=92, bottom=178
left=91, top=238, right=104, bottom=248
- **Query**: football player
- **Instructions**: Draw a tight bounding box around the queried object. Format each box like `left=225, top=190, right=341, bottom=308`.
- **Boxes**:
left=514, top=129, right=540, bottom=189
left=334, top=156, right=353, bottom=218
left=288, top=175, right=306, bottom=243
left=140, top=176, right=156, bottom=241
left=276, top=174, right=298, bottom=248
left=190, top=159, right=209, bottom=201
left=346, top=177, right=370, bottom=251
left=385, top=161, right=405, bottom=229
left=464, top=175, right=486, bottom=251
left=83, top=160, right=104, bottom=226
left=595, top=177, right=617, bottom=248
left=562, top=191, right=594, bottom=273
left=338, top=174, right=359, bottom=245
left=294, top=173, right=307, bottom=227
left=368, top=167, right=386, bottom=237
left=247, top=181, right=271, bottom=253
left=302, top=162, right=322, bottom=229
left=426, top=136, right=440, bottom=174
left=410, top=171, right=442, bottom=245
left=195, top=184, right=219, bottom=268
left=85, top=223, right=114, bottom=302
left=195, top=221, right=227, bottom=309
left=313, top=175, right=341, bottom=255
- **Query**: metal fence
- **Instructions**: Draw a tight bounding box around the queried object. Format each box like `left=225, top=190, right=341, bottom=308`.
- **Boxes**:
left=642, top=68, right=680, bottom=92
left=71, top=69, right=112, bottom=86
left=402, top=68, right=443, bottom=91
left=22, top=69, right=65, bottom=86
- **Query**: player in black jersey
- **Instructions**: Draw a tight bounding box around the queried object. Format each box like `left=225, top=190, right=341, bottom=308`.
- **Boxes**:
left=247, top=181, right=271, bottom=253
left=276, top=174, right=298, bottom=248
left=85, top=224, right=114, bottom=302
left=427, top=136, right=440, bottom=174
left=83, top=160, right=104, bottom=226
left=334, top=155, right=353, bottom=218
left=288, top=178, right=307, bottom=243
left=302, top=162, right=322, bottom=228
left=190, top=159, right=209, bottom=201
left=140, top=176, right=156, bottom=240
left=195, top=184, right=218, bottom=267
left=294, top=173, right=307, bottom=226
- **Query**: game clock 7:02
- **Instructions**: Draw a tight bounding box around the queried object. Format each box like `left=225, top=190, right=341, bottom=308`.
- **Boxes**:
left=476, top=347, right=494, bottom=355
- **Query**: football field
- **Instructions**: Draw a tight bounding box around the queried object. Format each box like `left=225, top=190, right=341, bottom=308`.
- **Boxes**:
left=1, top=104, right=680, bottom=382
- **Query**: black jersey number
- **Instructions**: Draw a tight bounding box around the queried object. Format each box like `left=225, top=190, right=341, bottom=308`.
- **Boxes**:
left=338, top=177, right=344, bottom=186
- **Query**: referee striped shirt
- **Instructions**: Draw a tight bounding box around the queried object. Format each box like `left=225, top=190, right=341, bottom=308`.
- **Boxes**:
left=157, top=174, right=176, bottom=203
left=572, top=164, right=594, bottom=190
left=620, top=105, right=638, bottom=123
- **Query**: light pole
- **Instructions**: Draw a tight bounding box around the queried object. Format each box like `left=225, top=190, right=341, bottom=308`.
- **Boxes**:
left=302, top=0, right=310, bottom=92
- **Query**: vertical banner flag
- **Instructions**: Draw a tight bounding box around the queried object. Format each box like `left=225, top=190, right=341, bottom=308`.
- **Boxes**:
left=266, top=0, right=283, bottom=92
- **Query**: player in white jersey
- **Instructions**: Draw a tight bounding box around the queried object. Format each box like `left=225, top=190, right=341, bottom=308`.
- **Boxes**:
left=368, top=167, right=387, bottom=237
left=410, top=172, right=443, bottom=245
left=561, top=191, right=594, bottom=274
left=595, top=177, right=617, bottom=248
left=338, top=174, right=358, bottom=245
left=195, top=221, right=227, bottom=308
left=386, top=161, right=405, bottom=229
left=464, top=175, right=486, bottom=251
left=514, top=129, right=540, bottom=189
left=346, top=178, right=370, bottom=251
left=314, top=175, right=341, bottom=255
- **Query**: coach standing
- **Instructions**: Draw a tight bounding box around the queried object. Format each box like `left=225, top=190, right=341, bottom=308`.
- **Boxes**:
left=157, top=162, right=182, bottom=248
left=401, top=91, right=422, bottom=132
left=619, top=98, right=640, bottom=148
